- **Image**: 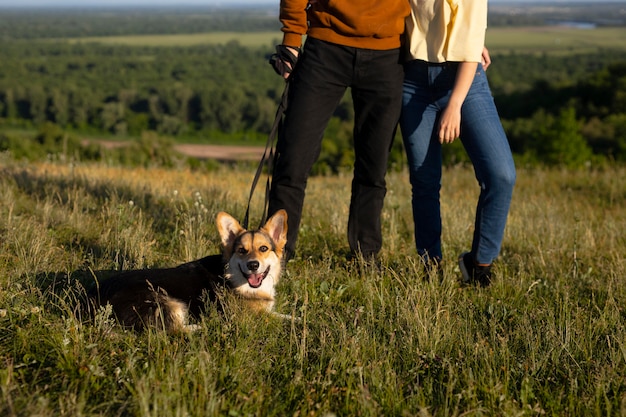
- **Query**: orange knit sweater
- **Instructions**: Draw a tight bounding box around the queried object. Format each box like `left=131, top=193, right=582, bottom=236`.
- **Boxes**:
left=280, top=0, right=410, bottom=50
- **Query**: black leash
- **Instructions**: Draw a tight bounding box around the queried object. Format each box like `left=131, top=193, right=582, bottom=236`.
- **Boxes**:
left=242, top=81, right=290, bottom=230
left=242, top=45, right=299, bottom=229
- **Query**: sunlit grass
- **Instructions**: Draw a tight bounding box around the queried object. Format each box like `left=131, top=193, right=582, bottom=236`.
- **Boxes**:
left=1, top=159, right=625, bottom=416
left=486, top=27, right=626, bottom=54
left=64, top=31, right=283, bottom=48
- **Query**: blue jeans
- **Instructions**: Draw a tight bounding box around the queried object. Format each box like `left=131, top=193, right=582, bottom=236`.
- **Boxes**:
left=268, top=38, right=404, bottom=258
left=399, top=60, right=516, bottom=265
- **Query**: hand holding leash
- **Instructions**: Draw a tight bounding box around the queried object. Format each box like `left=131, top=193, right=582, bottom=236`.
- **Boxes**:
left=269, top=45, right=300, bottom=79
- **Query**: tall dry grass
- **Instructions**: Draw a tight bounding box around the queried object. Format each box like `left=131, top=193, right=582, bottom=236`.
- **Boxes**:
left=1, top=157, right=625, bottom=416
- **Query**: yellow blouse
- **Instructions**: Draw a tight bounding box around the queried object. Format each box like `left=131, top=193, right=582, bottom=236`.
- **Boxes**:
left=405, top=0, right=487, bottom=63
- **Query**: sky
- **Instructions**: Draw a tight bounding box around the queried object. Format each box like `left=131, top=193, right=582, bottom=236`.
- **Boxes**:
left=0, top=0, right=621, bottom=7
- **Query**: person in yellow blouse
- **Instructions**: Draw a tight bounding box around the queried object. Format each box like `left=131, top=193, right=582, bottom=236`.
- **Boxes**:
left=399, top=0, right=516, bottom=286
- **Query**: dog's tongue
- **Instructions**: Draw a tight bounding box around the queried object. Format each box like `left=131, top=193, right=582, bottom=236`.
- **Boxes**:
left=247, top=274, right=264, bottom=288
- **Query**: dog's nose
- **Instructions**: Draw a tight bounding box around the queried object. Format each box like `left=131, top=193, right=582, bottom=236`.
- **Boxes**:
left=247, top=260, right=260, bottom=271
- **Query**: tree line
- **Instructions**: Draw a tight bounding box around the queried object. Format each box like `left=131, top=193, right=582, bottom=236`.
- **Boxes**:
left=0, top=41, right=284, bottom=137
left=1, top=38, right=626, bottom=169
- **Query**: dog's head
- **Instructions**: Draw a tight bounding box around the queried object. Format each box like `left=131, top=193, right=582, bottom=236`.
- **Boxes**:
left=216, top=210, right=288, bottom=302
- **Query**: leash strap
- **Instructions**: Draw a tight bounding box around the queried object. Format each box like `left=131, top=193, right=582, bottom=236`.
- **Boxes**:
left=269, top=45, right=300, bottom=77
left=242, top=81, right=290, bottom=230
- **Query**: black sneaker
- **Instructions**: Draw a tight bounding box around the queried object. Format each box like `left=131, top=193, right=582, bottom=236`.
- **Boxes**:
left=458, top=252, right=492, bottom=287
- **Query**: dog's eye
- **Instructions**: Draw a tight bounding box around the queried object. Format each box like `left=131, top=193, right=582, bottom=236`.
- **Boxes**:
left=259, top=245, right=269, bottom=252
left=237, top=247, right=248, bottom=255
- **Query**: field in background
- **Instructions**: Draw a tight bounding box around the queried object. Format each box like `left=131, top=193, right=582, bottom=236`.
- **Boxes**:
left=485, top=26, right=626, bottom=54
left=61, top=27, right=626, bottom=54
left=1, top=157, right=625, bottom=416
left=65, top=30, right=283, bottom=48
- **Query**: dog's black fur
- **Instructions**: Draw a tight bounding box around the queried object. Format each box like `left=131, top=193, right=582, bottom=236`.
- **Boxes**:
left=87, top=210, right=288, bottom=332
left=89, top=255, right=226, bottom=331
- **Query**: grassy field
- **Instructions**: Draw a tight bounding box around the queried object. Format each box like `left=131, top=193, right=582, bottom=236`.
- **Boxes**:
left=66, top=31, right=283, bottom=48
left=1, top=155, right=625, bottom=416
left=485, top=27, right=626, bottom=54
left=63, top=27, right=626, bottom=54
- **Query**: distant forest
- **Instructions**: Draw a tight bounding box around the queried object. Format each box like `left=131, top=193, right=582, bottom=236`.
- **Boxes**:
left=1, top=4, right=626, bottom=170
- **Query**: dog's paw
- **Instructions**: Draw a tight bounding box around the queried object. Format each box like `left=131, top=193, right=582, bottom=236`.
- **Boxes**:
left=182, top=324, right=202, bottom=333
left=271, top=312, right=301, bottom=322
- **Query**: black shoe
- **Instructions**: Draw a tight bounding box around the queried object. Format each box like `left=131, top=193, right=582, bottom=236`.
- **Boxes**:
left=458, top=252, right=492, bottom=287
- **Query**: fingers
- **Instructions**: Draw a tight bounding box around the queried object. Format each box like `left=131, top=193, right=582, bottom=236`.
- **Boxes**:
left=285, top=46, right=300, bottom=59
left=278, top=60, right=293, bottom=79
left=438, top=118, right=461, bottom=144
left=438, top=127, right=459, bottom=144
left=281, top=46, right=299, bottom=79
left=269, top=44, right=300, bottom=79
left=481, top=46, right=491, bottom=71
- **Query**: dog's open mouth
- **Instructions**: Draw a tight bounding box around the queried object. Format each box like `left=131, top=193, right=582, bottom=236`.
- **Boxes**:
left=240, top=266, right=270, bottom=288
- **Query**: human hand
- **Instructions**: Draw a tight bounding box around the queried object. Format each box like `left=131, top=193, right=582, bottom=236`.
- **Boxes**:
left=269, top=45, right=300, bottom=79
left=438, top=106, right=462, bottom=144
left=481, top=47, right=491, bottom=70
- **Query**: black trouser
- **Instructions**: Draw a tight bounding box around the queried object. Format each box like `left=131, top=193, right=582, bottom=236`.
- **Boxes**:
left=268, top=38, right=404, bottom=258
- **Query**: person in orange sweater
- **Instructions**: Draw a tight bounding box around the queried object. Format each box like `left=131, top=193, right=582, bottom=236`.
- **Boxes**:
left=268, top=0, right=410, bottom=261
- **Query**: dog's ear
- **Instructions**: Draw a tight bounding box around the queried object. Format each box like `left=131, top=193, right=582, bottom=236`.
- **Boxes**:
left=216, top=212, right=245, bottom=248
left=262, top=209, right=288, bottom=249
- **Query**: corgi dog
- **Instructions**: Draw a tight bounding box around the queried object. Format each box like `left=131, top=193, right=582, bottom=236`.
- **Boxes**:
left=89, top=209, right=288, bottom=332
